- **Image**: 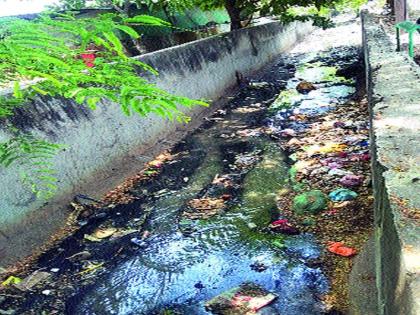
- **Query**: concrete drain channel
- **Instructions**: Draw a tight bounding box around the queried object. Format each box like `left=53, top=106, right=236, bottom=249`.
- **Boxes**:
left=0, top=45, right=372, bottom=315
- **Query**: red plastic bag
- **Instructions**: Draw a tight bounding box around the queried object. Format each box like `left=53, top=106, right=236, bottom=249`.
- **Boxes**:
left=328, top=242, right=357, bottom=257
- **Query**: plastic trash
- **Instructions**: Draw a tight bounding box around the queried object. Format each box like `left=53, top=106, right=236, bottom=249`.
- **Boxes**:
left=80, top=52, right=96, bottom=68
left=271, top=239, right=286, bottom=249
left=306, top=143, right=347, bottom=156
left=78, top=262, right=104, bottom=275
left=328, top=242, right=357, bottom=257
left=337, top=152, right=348, bottom=158
left=349, top=153, right=370, bottom=162
left=326, top=162, right=343, bottom=169
left=14, top=271, right=51, bottom=291
left=329, top=188, right=358, bottom=201
left=131, top=237, right=147, bottom=248
left=340, top=174, right=363, bottom=187
left=269, top=219, right=299, bottom=235
left=358, top=140, right=369, bottom=147
left=92, top=227, right=117, bottom=239
left=205, top=282, right=277, bottom=314
left=292, top=190, right=328, bottom=215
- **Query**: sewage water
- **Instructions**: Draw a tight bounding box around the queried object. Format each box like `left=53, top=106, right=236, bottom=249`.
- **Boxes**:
left=71, top=48, right=359, bottom=315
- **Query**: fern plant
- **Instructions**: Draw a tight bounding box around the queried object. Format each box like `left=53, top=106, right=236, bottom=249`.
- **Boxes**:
left=0, top=132, right=64, bottom=198
left=0, top=12, right=207, bottom=198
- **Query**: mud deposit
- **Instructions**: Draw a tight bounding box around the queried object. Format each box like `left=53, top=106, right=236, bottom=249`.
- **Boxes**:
left=0, top=41, right=372, bottom=314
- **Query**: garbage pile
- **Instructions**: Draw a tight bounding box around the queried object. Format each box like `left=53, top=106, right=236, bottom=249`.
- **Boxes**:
left=264, top=55, right=373, bottom=311
left=264, top=56, right=372, bottom=246
left=275, top=97, right=373, bottom=244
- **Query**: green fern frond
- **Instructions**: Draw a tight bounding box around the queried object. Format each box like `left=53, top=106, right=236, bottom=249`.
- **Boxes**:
left=0, top=134, right=64, bottom=198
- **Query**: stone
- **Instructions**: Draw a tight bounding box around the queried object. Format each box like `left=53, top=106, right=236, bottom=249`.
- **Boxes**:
left=296, top=81, right=317, bottom=94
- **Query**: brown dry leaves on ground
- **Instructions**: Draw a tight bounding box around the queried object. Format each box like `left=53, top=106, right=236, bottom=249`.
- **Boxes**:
left=102, top=152, right=173, bottom=205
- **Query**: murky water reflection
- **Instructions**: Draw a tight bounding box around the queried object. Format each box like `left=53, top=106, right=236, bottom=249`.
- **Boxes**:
left=73, top=48, right=359, bottom=315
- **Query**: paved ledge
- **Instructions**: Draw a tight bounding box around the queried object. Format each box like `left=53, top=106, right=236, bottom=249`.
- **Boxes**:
left=356, top=9, right=420, bottom=315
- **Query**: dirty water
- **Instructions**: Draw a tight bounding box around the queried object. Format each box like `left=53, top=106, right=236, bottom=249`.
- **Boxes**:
left=0, top=42, right=365, bottom=315
left=71, top=48, right=360, bottom=315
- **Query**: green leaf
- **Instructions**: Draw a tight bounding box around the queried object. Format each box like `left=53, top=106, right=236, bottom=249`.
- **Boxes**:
left=31, top=85, right=48, bottom=95
left=103, top=31, right=124, bottom=57
left=13, top=81, right=23, bottom=99
left=123, top=15, right=171, bottom=27
left=114, top=25, right=140, bottom=39
left=87, top=96, right=100, bottom=109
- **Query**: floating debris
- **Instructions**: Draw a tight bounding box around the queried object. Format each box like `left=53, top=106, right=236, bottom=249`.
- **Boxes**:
left=1, top=276, right=22, bottom=287
left=183, top=198, right=226, bottom=220
left=78, top=262, right=104, bottom=276
left=66, top=251, right=92, bottom=263
left=250, top=262, right=268, bottom=272
left=296, top=80, right=317, bottom=94
left=14, top=271, right=51, bottom=291
left=205, top=282, right=277, bottom=315
left=269, top=219, right=300, bottom=235
left=130, top=237, right=147, bottom=248
left=92, top=227, right=117, bottom=239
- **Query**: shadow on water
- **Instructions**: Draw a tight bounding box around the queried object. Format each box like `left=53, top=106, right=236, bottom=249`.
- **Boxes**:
left=68, top=47, right=361, bottom=315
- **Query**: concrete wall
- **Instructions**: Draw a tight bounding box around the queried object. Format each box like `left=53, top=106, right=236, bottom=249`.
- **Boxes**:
left=0, top=21, right=314, bottom=267
left=355, top=10, right=420, bottom=315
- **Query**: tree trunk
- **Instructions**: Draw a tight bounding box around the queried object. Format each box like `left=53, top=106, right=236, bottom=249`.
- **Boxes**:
left=225, top=0, right=242, bottom=31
